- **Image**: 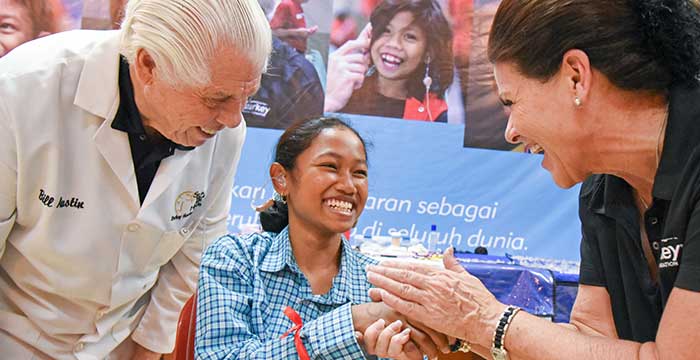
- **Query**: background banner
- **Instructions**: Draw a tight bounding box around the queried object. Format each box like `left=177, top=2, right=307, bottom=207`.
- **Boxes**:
left=227, top=117, right=583, bottom=261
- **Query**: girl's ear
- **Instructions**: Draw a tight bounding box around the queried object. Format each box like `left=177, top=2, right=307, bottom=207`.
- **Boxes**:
left=269, top=162, right=288, bottom=195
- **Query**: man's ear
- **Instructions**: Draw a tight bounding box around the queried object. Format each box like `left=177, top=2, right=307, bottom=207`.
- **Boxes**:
left=269, top=163, right=288, bottom=195
left=132, top=48, right=157, bottom=85
left=560, top=49, right=592, bottom=104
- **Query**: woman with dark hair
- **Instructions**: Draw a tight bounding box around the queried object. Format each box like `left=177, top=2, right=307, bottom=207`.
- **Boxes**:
left=324, top=0, right=454, bottom=122
left=364, top=1, right=700, bottom=359
left=195, top=117, right=448, bottom=359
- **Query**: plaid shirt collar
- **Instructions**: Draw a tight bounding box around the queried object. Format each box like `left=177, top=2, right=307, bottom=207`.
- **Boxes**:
left=259, top=227, right=369, bottom=305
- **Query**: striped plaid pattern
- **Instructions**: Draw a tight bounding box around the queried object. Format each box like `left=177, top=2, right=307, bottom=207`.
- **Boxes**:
left=195, top=227, right=379, bottom=359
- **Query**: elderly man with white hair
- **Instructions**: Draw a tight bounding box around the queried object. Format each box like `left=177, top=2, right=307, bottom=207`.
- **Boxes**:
left=0, top=0, right=271, bottom=359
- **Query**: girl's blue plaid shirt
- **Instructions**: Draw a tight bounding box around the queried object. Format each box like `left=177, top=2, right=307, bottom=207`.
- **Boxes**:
left=195, top=227, right=380, bottom=359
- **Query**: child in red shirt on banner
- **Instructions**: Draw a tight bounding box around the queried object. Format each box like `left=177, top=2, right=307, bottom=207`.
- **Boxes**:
left=269, top=0, right=318, bottom=53
left=325, top=0, right=454, bottom=122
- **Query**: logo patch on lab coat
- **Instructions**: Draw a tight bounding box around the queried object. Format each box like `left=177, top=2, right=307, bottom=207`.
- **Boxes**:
left=171, top=191, right=205, bottom=221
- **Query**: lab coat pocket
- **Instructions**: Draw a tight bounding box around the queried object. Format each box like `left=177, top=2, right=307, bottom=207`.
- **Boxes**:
left=147, top=229, right=189, bottom=270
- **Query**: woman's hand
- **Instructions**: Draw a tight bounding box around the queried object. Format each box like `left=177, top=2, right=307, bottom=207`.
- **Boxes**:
left=358, top=319, right=423, bottom=360
left=324, top=24, right=372, bottom=112
left=366, top=248, right=507, bottom=348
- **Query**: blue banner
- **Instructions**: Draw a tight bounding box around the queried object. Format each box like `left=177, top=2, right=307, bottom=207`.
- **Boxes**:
left=228, top=116, right=582, bottom=261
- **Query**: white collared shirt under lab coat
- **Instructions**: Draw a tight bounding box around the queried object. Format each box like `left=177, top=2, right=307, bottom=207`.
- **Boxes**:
left=0, top=30, right=245, bottom=359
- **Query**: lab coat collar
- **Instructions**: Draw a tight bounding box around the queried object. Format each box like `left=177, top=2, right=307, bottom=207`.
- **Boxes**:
left=75, top=31, right=139, bottom=204
left=74, top=30, right=196, bottom=209
left=74, top=30, right=122, bottom=121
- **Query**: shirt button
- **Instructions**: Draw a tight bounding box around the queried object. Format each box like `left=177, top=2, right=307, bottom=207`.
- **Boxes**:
left=417, top=106, right=425, bottom=113
left=143, top=283, right=150, bottom=290
left=650, top=217, right=659, bottom=225
left=179, top=228, right=189, bottom=236
left=139, top=134, right=147, bottom=141
left=74, top=342, right=84, bottom=352
left=127, top=223, right=140, bottom=232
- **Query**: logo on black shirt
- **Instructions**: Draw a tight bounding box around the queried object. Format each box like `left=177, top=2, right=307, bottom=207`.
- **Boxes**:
left=658, top=236, right=683, bottom=268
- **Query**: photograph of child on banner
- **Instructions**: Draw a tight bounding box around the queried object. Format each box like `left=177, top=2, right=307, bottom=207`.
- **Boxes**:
left=195, top=117, right=448, bottom=360
left=324, top=0, right=454, bottom=123
left=0, top=0, right=65, bottom=58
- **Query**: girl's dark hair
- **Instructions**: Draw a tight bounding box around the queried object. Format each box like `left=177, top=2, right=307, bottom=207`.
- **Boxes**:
left=370, top=0, right=454, bottom=99
left=488, top=0, right=700, bottom=92
left=259, top=117, right=369, bottom=233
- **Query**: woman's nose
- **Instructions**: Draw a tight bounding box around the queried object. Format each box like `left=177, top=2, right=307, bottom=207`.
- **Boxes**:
left=504, top=117, right=520, bottom=144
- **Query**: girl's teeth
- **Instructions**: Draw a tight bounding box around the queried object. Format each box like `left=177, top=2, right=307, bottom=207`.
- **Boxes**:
left=328, top=199, right=352, bottom=210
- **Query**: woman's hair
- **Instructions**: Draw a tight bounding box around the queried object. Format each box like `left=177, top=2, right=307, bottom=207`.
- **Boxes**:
left=119, top=0, right=272, bottom=87
left=369, top=0, right=454, bottom=99
left=488, top=0, right=700, bottom=92
left=260, top=117, right=369, bottom=233
left=18, top=0, right=64, bottom=36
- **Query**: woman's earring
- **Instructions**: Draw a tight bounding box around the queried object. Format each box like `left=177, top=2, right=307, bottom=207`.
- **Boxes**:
left=273, top=192, right=287, bottom=204
left=574, top=96, right=582, bottom=107
left=422, top=56, right=432, bottom=92
left=365, top=64, right=376, bottom=77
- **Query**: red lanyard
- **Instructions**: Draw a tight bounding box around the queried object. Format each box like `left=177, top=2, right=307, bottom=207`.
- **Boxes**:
left=280, top=306, right=311, bottom=360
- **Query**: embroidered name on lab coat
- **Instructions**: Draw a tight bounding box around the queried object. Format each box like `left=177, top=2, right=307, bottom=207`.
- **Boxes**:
left=171, top=191, right=206, bottom=221
left=38, top=189, right=85, bottom=209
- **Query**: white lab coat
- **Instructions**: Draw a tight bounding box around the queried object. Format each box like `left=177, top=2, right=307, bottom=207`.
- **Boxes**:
left=0, top=30, right=244, bottom=359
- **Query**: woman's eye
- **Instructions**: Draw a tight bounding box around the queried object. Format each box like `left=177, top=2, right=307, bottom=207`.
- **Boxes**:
left=354, top=170, right=368, bottom=178
left=320, top=163, right=337, bottom=170
left=0, top=23, right=18, bottom=32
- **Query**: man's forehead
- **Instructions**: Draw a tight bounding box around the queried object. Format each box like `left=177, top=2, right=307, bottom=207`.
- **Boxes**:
left=204, top=77, right=261, bottom=96
left=234, top=77, right=261, bottom=92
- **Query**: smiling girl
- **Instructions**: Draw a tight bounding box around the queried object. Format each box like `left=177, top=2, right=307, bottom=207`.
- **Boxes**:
left=195, top=117, right=448, bottom=360
left=325, top=0, right=453, bottom=122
